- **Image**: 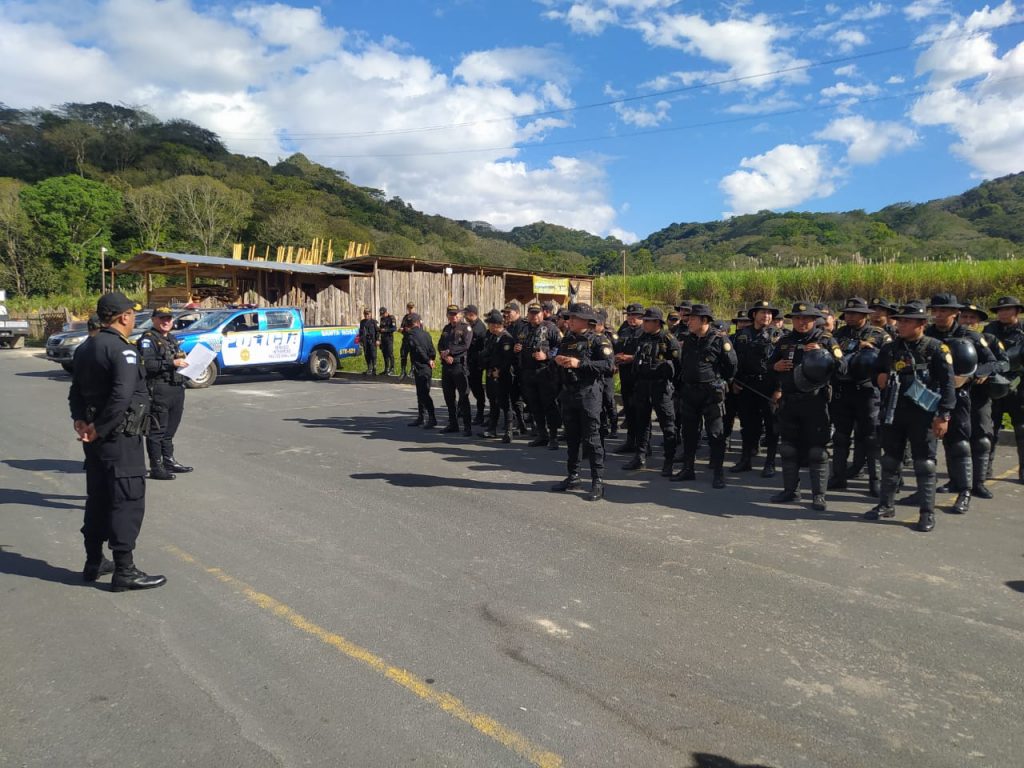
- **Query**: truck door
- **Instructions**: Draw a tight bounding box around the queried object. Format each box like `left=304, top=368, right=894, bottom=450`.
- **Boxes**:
left=260, top=309, right=302, bottom=363
left=221, top=310, right=261, bottom=366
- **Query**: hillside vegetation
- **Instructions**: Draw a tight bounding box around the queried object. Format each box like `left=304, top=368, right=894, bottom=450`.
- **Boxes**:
left=2, top=102, right=1023, bottom=302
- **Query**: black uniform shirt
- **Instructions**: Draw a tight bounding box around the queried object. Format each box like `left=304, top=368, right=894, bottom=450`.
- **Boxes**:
left=679, top=331, right=738, bottom=385
left=379, top=315, right=397, bottom=335
left=558, top=330, right=613, bottom=393
left=635, top=329, right=680, bottom=381
left=69, top=327, right=150, bottom=442
left=359, top=318, right=379, bottom=343
left=833, top=322, right=890, bottom=384
left=876, top=335, right=956, bottom=417
left=467, top=318, right=487, bottom=367
left=438, top=321, right=472, bottom=366
left=519, top=320, right=561, bottom=371
left=405, top=327, right=436, bottom=376
left=926, top=321, right=999, bottom=378
left=481, top=331, right=515, bottom=376
left=769, top=327, right=844, bottom=394
left=139, top=329, right=185, bottom=386
left=733, top=325, right=782, bottom=380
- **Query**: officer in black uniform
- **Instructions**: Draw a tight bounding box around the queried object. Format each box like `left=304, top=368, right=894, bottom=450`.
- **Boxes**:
left=591, top=309, right=618, bottom=440
left=463, top=304, right=488, bottom=424
left=768, top=302, right=846, bottom=511
left=869, top=298, right=900, bottom=339
left=960, top=302, right=1010, bottom=497
left=478, top=309, right=515, bottom=442
left=551, top=304, right=614, bottom=501
left=399, top=302, right=417, bottom=379
left=504, top=301, right=530, bottom=436
left=985, top=296, right=1024, bottom=482
left=359, top=309, right=379, bottom=375
left=722, top=309, right=751, bottom=447
left=613, top=303, right=645, bottom=453
left=404, top=313, right=438, bottom=428
left=438, top=304, right=474, bottom=435
left=68, top=292, right=166, bottom=592
left=139, top=306, right=192, bottom=481
left=828, top=297, right=891, bottom=495
left=624, top=307, right=680, bottom=476
left=378, top=307, right=397, bottom=376
left=672, top=304, right=737, bottom=488
left=730, top=300, right=782, bottom=477
left=925, top=293, right=999, bottom=515
left=518, top=303, right=562, bottom=449
left=866, top=301, right=956, bottom=532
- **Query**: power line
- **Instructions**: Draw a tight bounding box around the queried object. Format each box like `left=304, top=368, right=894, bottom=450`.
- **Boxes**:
left=218, top=19, right=1024, bottom=143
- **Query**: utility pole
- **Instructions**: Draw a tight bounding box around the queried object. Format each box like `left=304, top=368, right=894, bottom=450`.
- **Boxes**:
left=621, top=249, right=626, bottom=309
left=100, top=246, right=108, bottom=293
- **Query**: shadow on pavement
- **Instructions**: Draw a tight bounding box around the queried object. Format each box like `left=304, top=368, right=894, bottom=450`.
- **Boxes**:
left=0, top=488, right=84, bottom=510
left=1006, top=580, right=1024, bottom=594
left=689, top=753, right=776, bottom=768
left=14, top=369, right=68, bottom=381
left=0, top=546, right=93, bottom=587
left=3, top=458, right=84, bottom=474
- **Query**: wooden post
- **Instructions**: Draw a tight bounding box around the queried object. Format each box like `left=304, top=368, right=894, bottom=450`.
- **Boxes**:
left=372, top=259, right=380, bottom=314
left=146, top=272, right=152, bottom=306
left=185, top=266, right=193, bottom=302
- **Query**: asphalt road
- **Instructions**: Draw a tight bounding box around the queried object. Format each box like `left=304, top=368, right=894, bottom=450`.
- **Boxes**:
left=2, top=349, right=1022, bottom=768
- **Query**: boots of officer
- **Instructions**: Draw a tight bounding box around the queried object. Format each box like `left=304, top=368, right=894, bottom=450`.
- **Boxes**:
left=110, top=552, right=167, bottom=592
left=866, top=439, right=881, bottom=497
left=83, top=557, right=115, bottom=582
left=865, top=454, right=900, bottom=520
left=828, top=433, right=850, bottom=490
left=1017, top=433, right=1024, bottom=483
left=149, top=458, right=175, bottom=481
left=914, top=459, right=938, bottom=532
left=946, top=440, right=972, bottom=513
left=585, top=478, right=604, bottom=501
left=550, top=474, right=582, bottom=492
left=972, top=436, right=993, bottom=498
left=770, top=443, right=801, bottom=503
left=165, top=456, right=192, bottom=473
left=808, top=446, right=829, bottom=511
left=761, top=445, right=777, bottom=478
left=409, top=406, right=424, bottom=427
left=730, top=444, right=753, bottom=473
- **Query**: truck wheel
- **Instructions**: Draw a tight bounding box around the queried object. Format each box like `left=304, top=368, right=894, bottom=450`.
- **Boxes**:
left=61, top=362, right=74, bottom=374
left=11, top=335, right=26, bottom=349
left=186, top=361, right=218, bottom=389
left=308, top=348, right=337, bottom=379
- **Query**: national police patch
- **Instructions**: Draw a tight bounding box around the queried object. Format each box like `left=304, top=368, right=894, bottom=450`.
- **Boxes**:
left=833, top=347, right=843, bottom=358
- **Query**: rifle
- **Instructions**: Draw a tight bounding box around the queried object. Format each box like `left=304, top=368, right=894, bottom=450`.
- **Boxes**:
left=880, top=373, right=901, bottom=425
left=733, top=378, right=774, bottom=403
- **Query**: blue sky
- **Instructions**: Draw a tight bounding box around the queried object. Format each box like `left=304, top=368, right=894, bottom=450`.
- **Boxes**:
left=2, top=1, right=1023, bottom=242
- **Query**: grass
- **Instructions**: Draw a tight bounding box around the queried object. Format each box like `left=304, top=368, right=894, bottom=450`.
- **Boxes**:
left=594, top=258, right=1024, bottom=314
left=339, top=330, right=444, bottom=379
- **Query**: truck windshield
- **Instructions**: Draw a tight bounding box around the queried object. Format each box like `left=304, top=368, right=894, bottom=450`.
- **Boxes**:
left=186, top=310, right=235, bottom=332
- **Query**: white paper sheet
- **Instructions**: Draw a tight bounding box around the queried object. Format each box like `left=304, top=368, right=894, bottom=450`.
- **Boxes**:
left=178, top=343, right=217, bottom=381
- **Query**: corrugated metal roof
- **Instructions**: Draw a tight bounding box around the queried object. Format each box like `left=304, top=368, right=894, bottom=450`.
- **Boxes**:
left=115, top=251, right=360, bottom=276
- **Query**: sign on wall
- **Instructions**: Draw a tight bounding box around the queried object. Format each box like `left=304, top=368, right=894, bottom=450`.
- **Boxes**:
left=532, top=277, right=570, bottom=295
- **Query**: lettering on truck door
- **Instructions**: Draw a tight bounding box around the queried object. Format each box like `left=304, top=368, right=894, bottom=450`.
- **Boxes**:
left=221, top=310, right=299, bottom=366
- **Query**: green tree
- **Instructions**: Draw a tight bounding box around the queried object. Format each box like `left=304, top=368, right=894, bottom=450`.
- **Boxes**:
left=162, top=175, right=252, bottom=255
left=124, top=185, right=173, bottom=250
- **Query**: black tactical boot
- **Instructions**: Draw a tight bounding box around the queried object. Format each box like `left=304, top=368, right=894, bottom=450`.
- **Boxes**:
left=761, top=446, right=777, bottom=478
left=916, top=510, right=936, bottom=533
left=111, top=565, right=168, bottom=593
left=972, top=451, right=993, bottom=498
left=585, top=479, right=605, bottom=501
left=952, top=489, right=971, bottom=514
left=442, top=423, right=461, bottom=433
left=165, top=457, right=192, bottom=473
left=399, top=367, right=408, bottom=380
left=712, top=468, right=726, bottom=489
left=528, top=434, right=549, bottom=447
left=660, top=457, right=675, bottom=477
left=547, top=437, right=560, bottom=451
left=613, top=440, right=636, bottom=454
left=730, top=450, right=753, bottom=473
left=550, top=475, right=582, bottom=492
left=863, top=504, right=895, bottom=520
left=408, top=413, right=424, bottom=427
left=83, top=557, right=115, bottom=582
left=149, top=459, right=175, bottom=481
left=672, top=463, right=696, bottom=481
left=623, top=455, right=646, bottom=471
left=423, top=413, right=438, bottom=429
left=770, top=456, right=801, bottom=503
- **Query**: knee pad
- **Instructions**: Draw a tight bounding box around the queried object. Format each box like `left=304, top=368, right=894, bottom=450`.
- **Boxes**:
left=779, top=442, right=798, bottom=460
left=947, top=440, right=970, bottom=460
left=913, top=459, right=936, bottom=475
left=807, top=446, right=829, bottom=464
left=880, top=454, right=902, bottom=474
left=972, top=435, right=991, bottom=455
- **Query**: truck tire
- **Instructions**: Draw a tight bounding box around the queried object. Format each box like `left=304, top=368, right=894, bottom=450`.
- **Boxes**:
left=186, top=361, right=218, bottom=389
left=61, top=362, right=74, bottom=374
left=308, top=348, right=337, bottom=379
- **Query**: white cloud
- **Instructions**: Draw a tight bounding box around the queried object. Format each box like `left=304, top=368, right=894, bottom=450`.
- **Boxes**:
left=609, top=227, right=639, bottom=244
left=820, top=81, right=882, bottom=101
left=815, top=115, right=917, bottom=164
left=910, top=5, right=1024, bottom=177
left=834, top=64, right=859, bottom=77
left=0, top=0, right=629, bottom=237
left=886, top=74, right=906, bottom=84
left=719, top=144, right=837, bottom=217
left=841, top=3, right=892, bottom=21
left=546, top=3, right=619, bottom=35
left=832, top=28, right=869, bottom=54
left=904, top=0, right=949, bottom=21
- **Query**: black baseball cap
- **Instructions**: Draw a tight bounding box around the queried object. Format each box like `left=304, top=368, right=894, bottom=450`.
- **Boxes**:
left=96, top=292, right=141, bottom=316
left=625, top=302, right=644, bottom=316
left=446, top=304, right=460, bottom=315
left=463, top=304, right=479, bottom=315
left=642, top=307, right=664, bottom=323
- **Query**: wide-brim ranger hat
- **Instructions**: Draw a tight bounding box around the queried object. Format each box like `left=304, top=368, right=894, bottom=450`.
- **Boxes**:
left=625, top=302, right=645, bottom=316
left=566, top=302, right=598, bottom=322
left=868, top=297, right=899, bottom=313
left=675, top=301, right=693, bottom=313
left=840, top=297, right=872, bottom=314
left=927, top=292, right=962, bottom=309
left=746, top=299, right=780, bottom=320
left=733, top=308, right=752, bottom=322
left=641, top=307, right=664, bottom=323
left=959, top=302, right=988, bottom=321
left=784, top=301, right=823, bottom=319
left=689, top=303, right=715, bottom=321
left=892, top=300, right=929, bottom=320
left=990, top=296, right=1024, bottom=312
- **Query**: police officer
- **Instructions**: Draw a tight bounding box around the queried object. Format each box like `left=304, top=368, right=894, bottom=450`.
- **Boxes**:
left=438, top=304, right=474, bottom=435
left=613, top=303, right=645, bottom=453
left=404, top=313, right=438, bottom=428
left=378, top=307, right=397, bottom=376
left=551, top=304, right=614, bottom=501
left=866, top=301, right=956, bottom=532
left=925, top=293, right=999, bottom=515
left=828, top=297, right=891, bottom=495
left=518, top=303, right=562, bottom=448
left=591, top=309, right=618, bottom=440
left=463, top=304, right=488, bottom=424
left=359, top=309, right=379, bottom=375
left=139, top=306, right=192, bottom=481
left=504, top=301, right=530, bottom=436
left=960, top=302, right=1009, bottom=497
left=399, top=302, right=417, bottom=380
left=478, top=309, right=515, bottom=443
left=624, top=307, right=680, bottom=476
left=731, top=300, right=782, bottom=477
left=673, top=304, right=737, bottom=488
left=769, top=302, right=846, bottom=511
left=985, top=296, right=1024, bottom=482
left=68, top=292, right=166, bottom=592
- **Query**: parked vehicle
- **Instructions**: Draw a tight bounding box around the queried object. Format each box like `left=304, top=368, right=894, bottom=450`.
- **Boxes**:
left=0, top=290, right=30, bottom=349
left=172, top=307, right=359, bottom=388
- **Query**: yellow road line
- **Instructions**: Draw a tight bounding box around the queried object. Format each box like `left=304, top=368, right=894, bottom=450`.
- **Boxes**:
left=163, top=545, right=564, bottom=768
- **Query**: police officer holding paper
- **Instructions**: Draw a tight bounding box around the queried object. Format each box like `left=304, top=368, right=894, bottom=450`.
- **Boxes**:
left=866, top=301, right=956, bottom=532
left=139, top=306, right=191, bottom=481
left=68, top=292, right=166, bottom=592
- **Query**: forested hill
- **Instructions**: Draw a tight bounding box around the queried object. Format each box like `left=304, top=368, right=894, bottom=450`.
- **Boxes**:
left=1, top=102, right=1023, bottom=297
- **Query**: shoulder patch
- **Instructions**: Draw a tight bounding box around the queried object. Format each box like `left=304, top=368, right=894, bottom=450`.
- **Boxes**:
left=139, top=338, right=152, bottom=348
left=122, top=349, right=138, bottom=363
left=833, top=347, right=843, bottom=358
left=945, top=353, right=954, bottom=364
left=979, top=337, right=988, bottom=347
left=601, top=344, right=613, bottom=356
left=939, top=343, right=950, bottom=354
left=723, top=341, right=732, bottom=352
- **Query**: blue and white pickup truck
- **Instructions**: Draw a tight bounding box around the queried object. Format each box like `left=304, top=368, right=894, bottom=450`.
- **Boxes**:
left=173, top=307, right=358, bottom=388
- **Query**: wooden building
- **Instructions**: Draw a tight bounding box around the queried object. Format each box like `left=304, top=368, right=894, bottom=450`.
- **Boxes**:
left=113, top=251, right=595, bottom=329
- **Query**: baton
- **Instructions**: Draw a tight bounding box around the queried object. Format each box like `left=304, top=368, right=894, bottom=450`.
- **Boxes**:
left=732, top=378, right=775, bottom=403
